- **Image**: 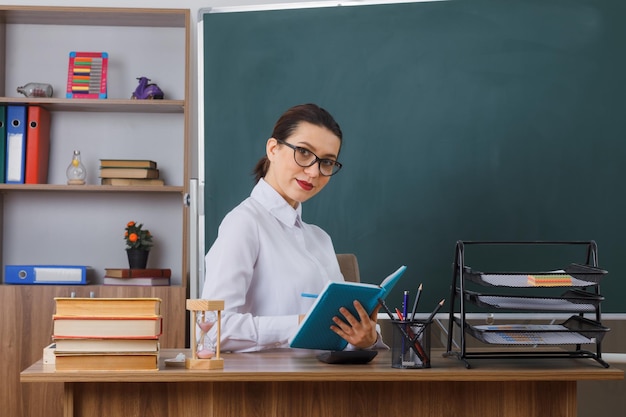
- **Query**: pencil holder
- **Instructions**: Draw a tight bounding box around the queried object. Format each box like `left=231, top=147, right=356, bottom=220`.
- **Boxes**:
left=391, top=319, right=431, bottom=369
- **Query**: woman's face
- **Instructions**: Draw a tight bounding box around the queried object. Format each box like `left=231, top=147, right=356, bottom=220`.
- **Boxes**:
left=265, top=121, right=341, bottom=208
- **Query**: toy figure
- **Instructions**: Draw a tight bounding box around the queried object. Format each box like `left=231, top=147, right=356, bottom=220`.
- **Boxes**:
left=131, top=77, right=164, bottom=99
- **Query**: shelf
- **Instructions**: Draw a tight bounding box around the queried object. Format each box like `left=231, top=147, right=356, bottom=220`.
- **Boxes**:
left=0, top=184, right=184, bottom=193
left=0, top=6, right=188, bottom=27
left=0, top=97, right=185, bottom=113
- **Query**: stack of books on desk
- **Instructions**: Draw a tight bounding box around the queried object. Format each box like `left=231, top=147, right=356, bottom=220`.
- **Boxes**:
left=99, top=159, right=164, bottom=186
left=52, top=297, right=162, bottom=371
left=103, top=268, right=172, bottom=286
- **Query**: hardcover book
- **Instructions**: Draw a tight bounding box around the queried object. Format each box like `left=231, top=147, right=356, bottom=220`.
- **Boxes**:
left=53, top=316, right=162, bottom=338
left=103, top=276, right=170, bottom=286
left=54, top=297, right=161, bottom=316
left=54, top=352, right=158, bottom=371
left=104, top=268, right=171, bottom=278
left=99, top=159, right=157, bottom=169
left=289, top=265, right=407, bottom=351
left=101, top=178, right=165, bottom=186
left=99, top=167, right=159, bottom=179
left=54, top=337, right=159, bottom=353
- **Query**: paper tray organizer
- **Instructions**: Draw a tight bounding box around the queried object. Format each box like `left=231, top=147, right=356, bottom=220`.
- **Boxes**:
left=444, top=241, right=611, bottom=368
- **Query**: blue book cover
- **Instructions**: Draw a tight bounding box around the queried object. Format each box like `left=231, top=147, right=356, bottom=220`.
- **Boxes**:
left=289, top=265, right=407, bottom=351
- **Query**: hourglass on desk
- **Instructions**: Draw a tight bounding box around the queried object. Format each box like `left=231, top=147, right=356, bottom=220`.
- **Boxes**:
left=186, top=299, right=224, bottom=370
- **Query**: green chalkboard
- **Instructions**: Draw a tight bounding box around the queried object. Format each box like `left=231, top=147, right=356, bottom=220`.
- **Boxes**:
left=202, top=0, right=626, bottom=313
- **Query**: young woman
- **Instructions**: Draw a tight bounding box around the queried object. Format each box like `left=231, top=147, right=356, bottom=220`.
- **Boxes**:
left=201, top=103, right=383, bottom=352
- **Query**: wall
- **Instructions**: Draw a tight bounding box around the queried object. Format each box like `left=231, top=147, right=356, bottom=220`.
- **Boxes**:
left=7, top=0, right=349, bottom=180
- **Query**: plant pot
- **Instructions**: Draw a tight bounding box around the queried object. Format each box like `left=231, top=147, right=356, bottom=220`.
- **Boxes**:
left=126, top=249, right=150, bottom=269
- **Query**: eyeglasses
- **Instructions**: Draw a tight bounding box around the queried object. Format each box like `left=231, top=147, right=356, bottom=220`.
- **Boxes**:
left=276, top=139, right=343, bottom=176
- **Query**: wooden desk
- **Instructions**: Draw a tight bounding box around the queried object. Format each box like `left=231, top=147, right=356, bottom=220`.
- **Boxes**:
left=21, top=349, right=623, bottom=417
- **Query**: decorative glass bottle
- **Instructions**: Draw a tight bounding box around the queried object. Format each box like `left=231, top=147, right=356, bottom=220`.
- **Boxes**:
left=17, top=82, right=53, bottom=98
left=66, top=150, right=86, bottom=185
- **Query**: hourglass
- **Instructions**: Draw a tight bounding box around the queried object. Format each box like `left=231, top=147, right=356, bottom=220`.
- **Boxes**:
left=185, top=299, right=224, bottom=370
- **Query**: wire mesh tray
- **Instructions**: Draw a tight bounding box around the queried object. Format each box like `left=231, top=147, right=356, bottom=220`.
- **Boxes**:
left=464, top=315, right=609, bottom=346
left=462, top=263, right=607, bottom=288
left=565, top=263, right=608, bottom=283
left=464, top=289, right=603, bottom=312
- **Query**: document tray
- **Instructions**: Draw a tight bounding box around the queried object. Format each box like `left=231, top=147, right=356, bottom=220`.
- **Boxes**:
left=463, top=315, right=609, bottom=346
left=464, top=289, right=604, bottom=313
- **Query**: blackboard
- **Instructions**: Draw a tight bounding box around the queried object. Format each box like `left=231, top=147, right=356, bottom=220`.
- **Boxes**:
left=201, top=0, right=626, bottom=313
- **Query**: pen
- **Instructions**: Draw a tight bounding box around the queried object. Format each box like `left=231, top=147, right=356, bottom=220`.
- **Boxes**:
left=300, top=293, right=318, bottom=298
left=402, top=290, right=409, bottom=320
left=410, top=283, right=422, bottom=321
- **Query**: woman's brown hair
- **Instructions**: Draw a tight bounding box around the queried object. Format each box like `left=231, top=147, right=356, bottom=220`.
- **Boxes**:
left=253, top=103, right=342, bottom=183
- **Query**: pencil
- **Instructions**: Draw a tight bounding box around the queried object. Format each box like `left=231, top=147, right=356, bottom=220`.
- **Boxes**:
left=412, top=299, right=445, bottom=341
left=377, top=297, right=395, bottom=320
left=410, top=283, right=422, bottom=321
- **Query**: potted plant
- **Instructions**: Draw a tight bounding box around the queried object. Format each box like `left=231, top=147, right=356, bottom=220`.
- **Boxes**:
left=124, top=221, right=153, bottom=269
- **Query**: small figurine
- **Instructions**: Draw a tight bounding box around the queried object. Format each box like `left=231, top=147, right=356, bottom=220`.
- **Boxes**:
left=131, top=77, right=164, bottom=100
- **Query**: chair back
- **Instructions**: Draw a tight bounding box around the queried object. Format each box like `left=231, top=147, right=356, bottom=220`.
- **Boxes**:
left=336, top=253, right=360, bottom=283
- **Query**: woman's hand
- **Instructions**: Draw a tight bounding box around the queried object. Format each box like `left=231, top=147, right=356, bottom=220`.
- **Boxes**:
left=330, top=300, right=380, bottom=349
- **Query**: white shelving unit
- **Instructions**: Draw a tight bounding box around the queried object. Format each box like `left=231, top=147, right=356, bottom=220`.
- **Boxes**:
left=0, top=7, right=192, bottom=417
left=0, top=6, right=191, bottom=286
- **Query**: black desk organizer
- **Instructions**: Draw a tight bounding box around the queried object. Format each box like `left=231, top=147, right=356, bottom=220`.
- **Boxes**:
left=443, top=241, right=610, bottom=368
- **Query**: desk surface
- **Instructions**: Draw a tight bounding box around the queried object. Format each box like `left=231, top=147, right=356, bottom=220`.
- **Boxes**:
left=20, top=348, right=623, bottom=383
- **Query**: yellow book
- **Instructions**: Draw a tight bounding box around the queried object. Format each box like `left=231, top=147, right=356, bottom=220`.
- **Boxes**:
left=55, top=352, right=158, bottom=371
left=54, top=297, right=161, bottom=317
left=99, top=159, right=157, bottom=169
left=101, top=178, right=165, bottom=186
left=54, top=338, right=159, bottom=353
left=53, top=316, right=162, bottom=338
left=99, top=167, right=159, bottom=179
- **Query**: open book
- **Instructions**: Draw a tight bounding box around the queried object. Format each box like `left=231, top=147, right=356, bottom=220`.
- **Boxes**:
left=289, top=265, right=407, bottom=351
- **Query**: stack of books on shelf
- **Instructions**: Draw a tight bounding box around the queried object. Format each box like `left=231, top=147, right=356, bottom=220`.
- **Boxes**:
left=52, top=297, right=162, bottom=371
left=103, top=268, right=172, bottom=286
left=1, top=105, right=51, bottom=185
left=99, top=159, right=164, bottom=186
